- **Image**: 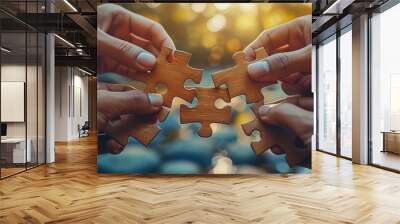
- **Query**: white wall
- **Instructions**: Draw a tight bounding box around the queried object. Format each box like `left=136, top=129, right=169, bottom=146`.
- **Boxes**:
left=1, top=65, right=29, bottom=138
left=1, top=63, right=46, bottom=164
left=54, top=67, right=89, bottom=141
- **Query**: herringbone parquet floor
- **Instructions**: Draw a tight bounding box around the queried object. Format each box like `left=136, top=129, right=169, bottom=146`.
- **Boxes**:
left=1, top=135, right=400, bottom=224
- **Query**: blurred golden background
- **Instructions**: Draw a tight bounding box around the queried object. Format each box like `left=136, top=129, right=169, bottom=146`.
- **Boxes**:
left=120, top=3, right=311, bottom=67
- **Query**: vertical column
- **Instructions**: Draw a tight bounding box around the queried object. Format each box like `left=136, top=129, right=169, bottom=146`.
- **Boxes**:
left=352, top=14, right=369, bottom=164
left=312, top=45, right=317, bottom=150
left=46, top=1, right=55, bottom=163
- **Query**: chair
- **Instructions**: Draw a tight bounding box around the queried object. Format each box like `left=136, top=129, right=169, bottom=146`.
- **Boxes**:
left=79, top=121, right=90, bottom=138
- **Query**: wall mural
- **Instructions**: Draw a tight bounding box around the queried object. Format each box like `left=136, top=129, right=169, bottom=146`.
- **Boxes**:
left=97, top=3, right=313, bottom=174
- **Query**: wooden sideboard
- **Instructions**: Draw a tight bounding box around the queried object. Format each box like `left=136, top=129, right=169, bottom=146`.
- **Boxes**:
left=382, top=131, right=400, bottom=154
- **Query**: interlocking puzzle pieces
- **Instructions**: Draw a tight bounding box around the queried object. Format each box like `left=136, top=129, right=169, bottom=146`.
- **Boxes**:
left=241, top=101, right=308, bottom=167
left=211, top=47, right=275, bottom=104
left=134, top=47, right=203, bottom=107
left=180, top=87, right=232, bottom=138
left=108, top=107, right=170, bottom=146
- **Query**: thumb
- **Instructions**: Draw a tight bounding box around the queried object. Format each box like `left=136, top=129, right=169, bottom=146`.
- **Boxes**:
left=98, top=89, right=163, bottom=121
left=247, top=45, right=311, bottom=82
left=258, top=103, right=313, bottom=145
left=97, top=28, right=157, bottom=72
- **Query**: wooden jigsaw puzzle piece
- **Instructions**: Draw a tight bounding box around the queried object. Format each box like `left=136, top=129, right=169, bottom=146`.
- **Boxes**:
left=241, top=101, right=308, bottom=167
left=108, top=107, right=169, bottom=146
left=180, top=88, right=232, bottom=137
left=211, top=47, right=274, bottom=104
left=133, top=47, right=203, bottom=107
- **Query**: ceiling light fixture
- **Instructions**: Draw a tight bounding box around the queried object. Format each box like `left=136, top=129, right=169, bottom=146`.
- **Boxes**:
left=323, top=0, right=354, bottom=15
left=54, top=34, right=75, bottom=48
left=78, top=67, right=93, bottom=76
left=63, top=0, right=78, bottom=12
left=1, top=47, right=11, bottom=53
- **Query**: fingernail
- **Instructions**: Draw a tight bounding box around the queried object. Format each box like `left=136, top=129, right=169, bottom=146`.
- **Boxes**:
left=258, top=105, right=271, bottom=118
left=148, top=93, right=163, bottom=106
left=137, top=52, right=156, bottom=68
left=247, top=61, right=269, bottom=79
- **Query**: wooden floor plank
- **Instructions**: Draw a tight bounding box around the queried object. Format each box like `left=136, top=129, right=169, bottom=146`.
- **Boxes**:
left=0, top=135, right=400, bottom=223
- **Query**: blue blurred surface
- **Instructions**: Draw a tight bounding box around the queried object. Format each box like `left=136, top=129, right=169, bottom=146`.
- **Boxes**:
left=212, top=128, right=237, bottom=150
left=98, top=146, right=160, bottom=174
left=261, top=150, right=311, bottom=174
left=160, top=160, right=201, bottom=174
left=159, top=112, right=180, bottom=133
left=226, top=144, right=260, bottom=166
left=161, top=139, right=214, bottom=168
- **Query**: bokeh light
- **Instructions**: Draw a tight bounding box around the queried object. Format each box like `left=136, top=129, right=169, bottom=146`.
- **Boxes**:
left=238, top=3, right=256, bottom=13
left=214, top=3, right=231, bottom=11
left=118, top=3, right=311, bottom=69
left=191, top=3, right=207, bottom=13
left=207, top=14, right=226, bottom=32
left=235, top=14, right=257, bottom=32
left=119, top=3, right=312, bottom=68
left=173, top=6, right=197, bottom=23
left=146, top=3, right=160, bottom=9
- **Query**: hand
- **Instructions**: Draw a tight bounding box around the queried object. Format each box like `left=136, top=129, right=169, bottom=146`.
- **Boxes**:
left=97, top=83, right=163, bottom=154
left=97, top=3, right=175, bottom=77
left=281, top=73, right=311, bottom=96
left=244, top=15, right=311, bottom=86
left=258, top=97, right=313, bottom=148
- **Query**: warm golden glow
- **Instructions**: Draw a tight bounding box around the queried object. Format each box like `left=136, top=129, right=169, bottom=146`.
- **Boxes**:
left=214, top=3, right=230, bottom=11
left=146, top=3, right=160, bottom=8
left=191, top=3, right=207, bottom=13
left=238, top=3, right=256, bottom=13
left=235, top=14, right=257, bottom=32
left=207, top=14, right=226, bottom=32
left=202, top=33, right=217, bottom=48
left=119, top=3, right=312, bottom=67
left=226, top=38, right=241, bottom=53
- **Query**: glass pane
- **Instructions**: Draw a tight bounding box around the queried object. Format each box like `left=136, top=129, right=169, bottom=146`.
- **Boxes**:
left=371, top=4, right=400, bottom=171
left=339, top=29, right=352, bottom=158
left=27, top=31, right=38, bottom=169
left=38, top=32, right=45, bottom=165
left=1, top=31, right=27, bottom=177
left=318, top=37, right=337, bottom=154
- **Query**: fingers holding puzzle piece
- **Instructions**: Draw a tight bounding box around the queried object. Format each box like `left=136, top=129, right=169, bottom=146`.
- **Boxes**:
left=180, top=87, right=232, bottom=138
left=211, top=47, right=275, bottom=104
left=133, top=47, right=203, bottom=107
left=108, top=107, right=170, bottom=146
left=109, top=46, right=308, bottom=167
left=241, top=101, right=309, bottom=167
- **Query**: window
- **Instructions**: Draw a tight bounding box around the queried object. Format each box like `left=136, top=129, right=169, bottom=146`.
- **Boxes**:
left=317, top=36, right=337, bottom=154
left=0, top=1, right=47, bottom=179
left=339, top=27, right=352, bottom=158
left=371, top=3, right=400, bottom=171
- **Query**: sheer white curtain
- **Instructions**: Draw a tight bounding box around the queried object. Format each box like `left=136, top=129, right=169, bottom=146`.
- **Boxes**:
left=318, top=37, right=337, bottom=154
left=340, top=29, right=352, bottom=158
